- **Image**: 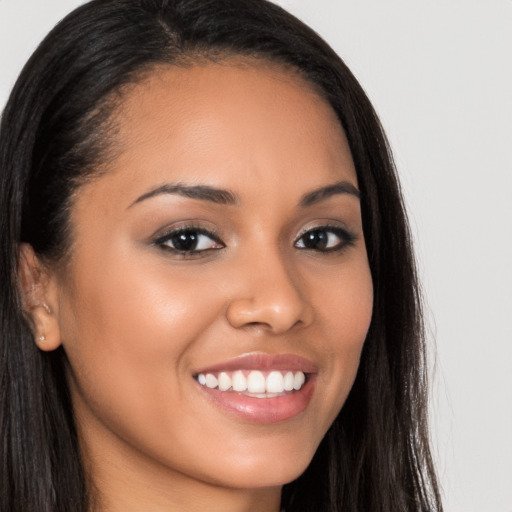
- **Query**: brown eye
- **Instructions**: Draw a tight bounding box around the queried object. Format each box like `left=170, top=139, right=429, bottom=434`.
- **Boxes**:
left=156, top=228, right=224, bottom=254
left=295, top=227, right=356, bottom=252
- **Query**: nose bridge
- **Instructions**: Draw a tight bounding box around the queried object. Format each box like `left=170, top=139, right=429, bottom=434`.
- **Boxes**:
left=225, top=243, right=313, bottom=332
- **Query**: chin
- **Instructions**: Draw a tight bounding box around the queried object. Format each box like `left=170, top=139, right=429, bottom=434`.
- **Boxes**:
left=197, top=435, right=319, bottom=490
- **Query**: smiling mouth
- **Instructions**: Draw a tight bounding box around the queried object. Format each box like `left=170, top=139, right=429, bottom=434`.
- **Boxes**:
left=192, top=353, right=317, bottom=422
left=195, top=369, right=307, bottom=397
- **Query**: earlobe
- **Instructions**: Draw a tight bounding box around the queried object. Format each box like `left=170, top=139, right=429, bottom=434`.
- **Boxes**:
left=17, top=243, right=62, bottom=351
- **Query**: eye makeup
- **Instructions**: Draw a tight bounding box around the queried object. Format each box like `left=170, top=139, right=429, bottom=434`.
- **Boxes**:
left=153, top=223, right=225, bottom=258
left=294, top=224, right=357, bottom=253
left=151, top=218, right=358, bottom=261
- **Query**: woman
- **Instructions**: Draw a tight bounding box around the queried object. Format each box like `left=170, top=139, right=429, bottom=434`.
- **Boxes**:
left=0, top=0, right=442, bottom=510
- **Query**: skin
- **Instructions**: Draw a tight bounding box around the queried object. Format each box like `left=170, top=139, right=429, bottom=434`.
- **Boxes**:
left=24, top=60, right=373, bottom=511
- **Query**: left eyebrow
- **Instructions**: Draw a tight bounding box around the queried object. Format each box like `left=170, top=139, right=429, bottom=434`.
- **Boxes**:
left=299, top=181, right=360, bottom=207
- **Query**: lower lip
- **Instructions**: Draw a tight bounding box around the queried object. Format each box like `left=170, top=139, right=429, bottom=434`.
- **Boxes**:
left=196, top=376, right=316, bottom=424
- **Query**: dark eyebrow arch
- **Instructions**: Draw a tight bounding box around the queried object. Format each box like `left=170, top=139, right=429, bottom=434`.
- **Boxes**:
left=129, top=183, right=238, bottom=208
left=299, top=181, right=360, bottom=207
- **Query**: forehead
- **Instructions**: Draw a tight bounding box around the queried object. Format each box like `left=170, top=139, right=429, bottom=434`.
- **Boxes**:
left=84, top=60, right=356, bottom=208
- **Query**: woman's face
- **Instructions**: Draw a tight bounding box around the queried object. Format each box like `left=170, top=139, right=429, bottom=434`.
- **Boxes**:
left=49, top=61, right=373, bottom=500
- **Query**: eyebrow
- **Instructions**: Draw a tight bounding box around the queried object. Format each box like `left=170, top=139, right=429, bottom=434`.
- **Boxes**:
left=299, top=181, right=360, bottom=207
left=129, top=183, right=238, bottom=208
left=129, top=180, right=360, bottom=209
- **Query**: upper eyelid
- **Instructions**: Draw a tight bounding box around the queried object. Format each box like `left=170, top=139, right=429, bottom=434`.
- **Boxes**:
left=153, top=227, right=225, bottom=256
left=153, top=223, right=223, bottom=243
left=294, top=225, right=358, bottom=252
left=294, top=223, right=355, bottom=241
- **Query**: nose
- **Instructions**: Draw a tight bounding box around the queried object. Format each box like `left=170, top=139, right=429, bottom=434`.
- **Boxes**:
left=225, top=249, right=314, bottom=334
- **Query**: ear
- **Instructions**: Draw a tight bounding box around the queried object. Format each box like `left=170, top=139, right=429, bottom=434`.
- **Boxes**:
left=18, top=243, right=62, bottom=351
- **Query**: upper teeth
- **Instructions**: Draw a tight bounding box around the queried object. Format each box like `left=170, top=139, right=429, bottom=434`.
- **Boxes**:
left=196, top=370, right=306, bottom=394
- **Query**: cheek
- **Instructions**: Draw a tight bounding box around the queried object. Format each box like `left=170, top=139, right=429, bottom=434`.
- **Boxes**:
left=312, top=257, right=373, bottom=421
left=62, top=248, right=219, bottom=349
left=313, top=252, right=373, bottom=342
left=58, top=252, right=221, bottom=427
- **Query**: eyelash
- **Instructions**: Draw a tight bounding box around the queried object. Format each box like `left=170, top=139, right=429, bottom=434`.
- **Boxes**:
left=154, top=225, right=224, bottom=257
left=154, top=224, right=357, bottom=258
left=294, top=224, right=357, bottom=253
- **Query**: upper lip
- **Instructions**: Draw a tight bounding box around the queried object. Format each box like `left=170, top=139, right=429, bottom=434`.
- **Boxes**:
left=193, top=352, right=318, bottom=375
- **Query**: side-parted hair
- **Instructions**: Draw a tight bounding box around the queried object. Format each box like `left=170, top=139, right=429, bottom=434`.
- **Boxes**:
left=0, top=1, right=442, bottom=511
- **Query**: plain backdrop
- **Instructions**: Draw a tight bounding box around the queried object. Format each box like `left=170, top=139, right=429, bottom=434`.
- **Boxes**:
left=1, top=1, right=511, bottom=511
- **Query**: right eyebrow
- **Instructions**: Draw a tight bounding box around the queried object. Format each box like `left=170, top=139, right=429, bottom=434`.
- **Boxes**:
left=128, top=183, right=238, bottom=208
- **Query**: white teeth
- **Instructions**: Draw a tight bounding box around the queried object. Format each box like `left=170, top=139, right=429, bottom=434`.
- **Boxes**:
left=232, top=370, right=247, bottom=391
left=205, top=373, right=218, bottom=389
left=196, top=370, right=307, bottom=394
left=283, top=371, right=294, bottom=391
left=266, top=371, right=285, bottom=393
left=218, top=372, right=231, bottom=391
left=247, top=370, right=266, bottom=393
left=293, top=371, right=305, bottom=390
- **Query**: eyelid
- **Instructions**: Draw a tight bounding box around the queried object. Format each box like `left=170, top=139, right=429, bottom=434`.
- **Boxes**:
left=154, top=226, right=223, bottom=243
left=294, top=223, right=357, bottom=251
left=152, top=222, right=225, bottom=256
left=294, top=221, right=354, bottom=240
left=151, top=220, right=221, bottom=242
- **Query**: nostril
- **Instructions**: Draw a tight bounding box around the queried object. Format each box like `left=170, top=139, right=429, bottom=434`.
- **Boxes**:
left=224, top=274, right=313, bottom=333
